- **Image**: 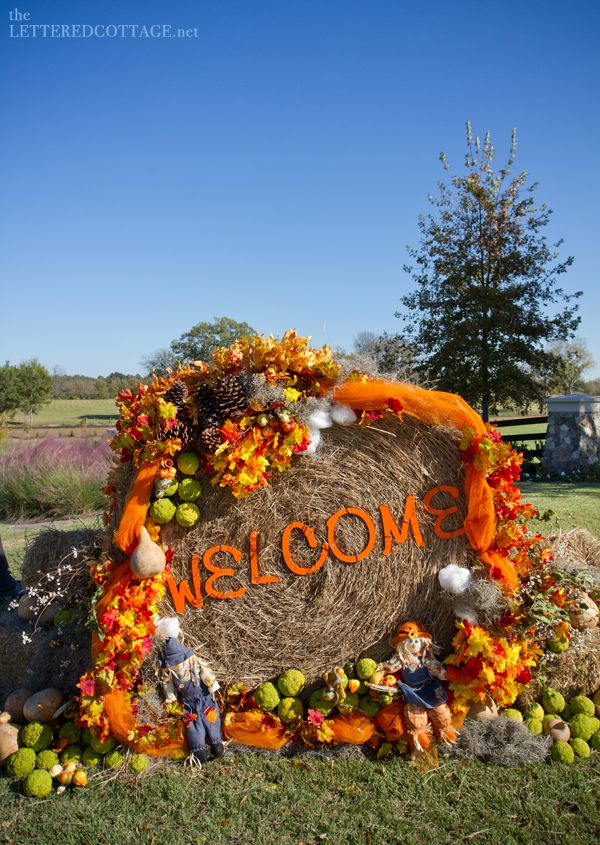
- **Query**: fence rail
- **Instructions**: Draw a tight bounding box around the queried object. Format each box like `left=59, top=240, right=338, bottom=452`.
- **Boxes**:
left=492, top=415, right=548, bottom=427
left=491, top=415, right=548, bottom=458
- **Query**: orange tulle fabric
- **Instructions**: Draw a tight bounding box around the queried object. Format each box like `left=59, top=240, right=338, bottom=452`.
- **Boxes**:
left=329, top=712, right=376, bottom=744
left=374, top=700, right=406, bottom=742
left=103, top=690, right=186, bottom=758
left=223, top=711, right=289, bottom=749
left=333, top=380, right=486, bottom=436
left=479, top=549, right=519, bottom=593
left=333, top=380, right=496, bottom=558
left=463, top=464, right=496, bottom=552
left=114, top=462, right=159, bottom=555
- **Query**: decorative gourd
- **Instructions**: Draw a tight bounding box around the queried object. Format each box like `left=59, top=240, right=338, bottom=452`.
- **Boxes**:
left=569, top=593, right=599, bottom=630
left=548, top=719, right=571, bottom=743
left=130, top=526, right=166, bottom=580
left=0, top=723, right=20, bottom=766
left=468, top=698, right=498, bottom=720
left=3, top=689, right=32, bottom=723
left=22, top=688, right=63, bottom=723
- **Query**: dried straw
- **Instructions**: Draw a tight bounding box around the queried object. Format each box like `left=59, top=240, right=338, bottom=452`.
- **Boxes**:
left=0, top=528, right=102, bottom=701
left=152, top=415, right=469, bottom=686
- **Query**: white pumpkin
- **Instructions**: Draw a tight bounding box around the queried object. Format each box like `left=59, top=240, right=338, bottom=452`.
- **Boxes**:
left=569, top=593, right=599, bottom=630
left=467, top=699, right=498, bottom=720
left=3, top=689, right=32, bottom=723
left=17, top=594, right=61, bottom=625
left=22, top=688, right=63, bottom=723
left=548, top=720, right=571, bottom=743
left=0, top=723, right=20, bottom=766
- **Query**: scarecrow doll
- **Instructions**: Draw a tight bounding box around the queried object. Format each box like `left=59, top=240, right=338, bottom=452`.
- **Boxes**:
left=154, top=617, right=224, bottom=764
left=373, top=620, right=456, bottom=752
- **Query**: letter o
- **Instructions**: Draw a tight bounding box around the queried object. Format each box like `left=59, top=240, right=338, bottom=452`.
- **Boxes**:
left=326, top=507, right=377, bottom=564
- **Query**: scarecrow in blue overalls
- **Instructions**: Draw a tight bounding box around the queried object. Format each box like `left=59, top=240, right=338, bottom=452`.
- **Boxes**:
left=154, top=617, right=224, bottom=764
left=374, top=620, right=457, bottom=753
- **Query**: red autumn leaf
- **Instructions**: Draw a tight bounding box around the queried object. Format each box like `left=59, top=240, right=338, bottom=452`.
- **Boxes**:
left=387, top=397, right=404, bottom=414
left=78, top=677, right=96, bottom=697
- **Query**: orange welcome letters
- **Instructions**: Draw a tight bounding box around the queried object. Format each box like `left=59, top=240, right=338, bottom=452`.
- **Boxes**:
left=166, top=485, right=466, bottom=612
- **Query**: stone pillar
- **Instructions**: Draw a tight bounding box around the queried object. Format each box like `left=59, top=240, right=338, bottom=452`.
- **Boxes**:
left=544, top=394, right=600, bottom=475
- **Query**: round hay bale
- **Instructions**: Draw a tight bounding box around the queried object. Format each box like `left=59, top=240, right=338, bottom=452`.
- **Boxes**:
left=153, top=414, right=469, bottom=686
left=0, top=528, right=100, bottom=701
left=549, top=528, right=600, bottom=573
left=20, top=526, right=103, bottom=586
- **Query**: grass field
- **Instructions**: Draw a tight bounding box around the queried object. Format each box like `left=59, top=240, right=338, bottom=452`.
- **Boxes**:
left=0, top=750, right=598, bottom=845
left=520, top=481, right=600, bottom=538
left=5, top=398, right=118, bottom=428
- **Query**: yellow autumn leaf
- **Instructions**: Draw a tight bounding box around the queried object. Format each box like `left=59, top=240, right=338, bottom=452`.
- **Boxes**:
left=283, top=387, right=301, bottom=403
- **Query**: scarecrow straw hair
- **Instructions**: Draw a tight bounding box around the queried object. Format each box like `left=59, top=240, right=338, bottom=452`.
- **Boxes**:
left=155, top=415, right=469, bottom=686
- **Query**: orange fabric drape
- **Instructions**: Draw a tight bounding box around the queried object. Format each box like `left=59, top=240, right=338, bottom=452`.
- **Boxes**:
left=223, top=711, right=289, bottom=749
left=463, top=464, right=496, bottom=552
left=114, top=462, right=159, bottom=556
left=330, top=712, right=375, bottom=745
left=479, top=550, right=519, bottom=593
left=374, top=701, right=406, bottom=742
left=333, top=380, right=486, bottom=436
left=333, top=380, right=496, bottom=556
left=103, top=690, right=186, bottom=758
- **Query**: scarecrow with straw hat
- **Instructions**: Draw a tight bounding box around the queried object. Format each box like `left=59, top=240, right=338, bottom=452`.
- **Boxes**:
left=372, top=621, right=457, bottom=752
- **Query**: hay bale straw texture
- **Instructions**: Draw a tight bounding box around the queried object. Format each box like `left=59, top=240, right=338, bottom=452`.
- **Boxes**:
left=153, top=415, right=469, bottom=686
left=0, top=528, right=102, bottom=701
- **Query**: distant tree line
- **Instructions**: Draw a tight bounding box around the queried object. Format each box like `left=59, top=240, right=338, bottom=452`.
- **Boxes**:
left=50, top=369, right=142, bottom=400
left=0, top=360, right=143, bottom=424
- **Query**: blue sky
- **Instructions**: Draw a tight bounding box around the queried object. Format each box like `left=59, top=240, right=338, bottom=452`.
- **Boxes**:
left=1, top=0, right=599, bottom=377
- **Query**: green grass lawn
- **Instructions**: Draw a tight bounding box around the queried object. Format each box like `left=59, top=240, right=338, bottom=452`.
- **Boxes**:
left=0, top=754, right=598, bottom=845
left=520, top=482, right=600, bottom=538
left=5, top=398, right=118, bottom=428
left=496, top=422, right=548, bottom=437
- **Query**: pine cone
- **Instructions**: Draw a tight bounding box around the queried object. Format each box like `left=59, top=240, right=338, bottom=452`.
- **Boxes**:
left=196, top=383, right=218, bottom=417
left=164, top=379, right=188, bottom=409
left=197, top=426, right=222, bottom=454
left=213, top=374, right=248, bottom=420
left=172, top=420, right=194, bottom=447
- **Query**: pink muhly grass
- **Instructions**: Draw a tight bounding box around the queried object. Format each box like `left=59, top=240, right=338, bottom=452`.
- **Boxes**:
left=0, top=437, right=112, bottom=519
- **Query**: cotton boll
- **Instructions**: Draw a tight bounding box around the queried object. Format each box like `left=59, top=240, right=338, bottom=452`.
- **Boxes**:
left=300, top=429, right=321, bottom=455
left=438, top=564, right=472, bottom=595
left=154, top=616, right=181, bottom=640
left=330, top=404, right=357, bottom=425
left=453, top=600, right=478, bottom=625
left=307, top=409, right=333, bottom=430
